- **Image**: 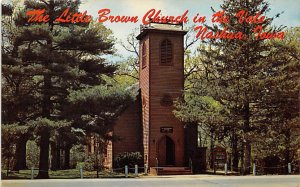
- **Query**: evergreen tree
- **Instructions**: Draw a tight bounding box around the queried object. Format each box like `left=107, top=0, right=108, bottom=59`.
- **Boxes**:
left=1, top=124, right=29, bottom=172
left=2, top=3, right=38, bottom=171
left=198, top=0, right=285, bottom=174
left=252, top=27, right=300, bottom=171
left=66, top=79, right=135, bottom=140
left=4, top=0, right=116, bottom=178
left=66, top=81, right=135, bottom=173
left=175, top=0, right=292, bottom=174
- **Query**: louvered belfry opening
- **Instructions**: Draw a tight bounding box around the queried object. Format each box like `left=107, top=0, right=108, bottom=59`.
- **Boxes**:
left=160, top=39, right=172, bottom=64
left=142, top=42, right=147, bottom=68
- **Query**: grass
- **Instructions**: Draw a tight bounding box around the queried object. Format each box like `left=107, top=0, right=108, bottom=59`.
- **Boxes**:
left=2, top=169, right=138, bottom=179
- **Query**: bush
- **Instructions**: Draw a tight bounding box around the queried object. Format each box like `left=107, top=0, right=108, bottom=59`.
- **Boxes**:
left=76, top=156, right=94, bottom=171
left=114, top=152, right=143, bottom=169
left=26, top=140, right=39, bottom=168
left=76, top=162, right=85, bottom=170
left=70, top=145, right=85, bottom=168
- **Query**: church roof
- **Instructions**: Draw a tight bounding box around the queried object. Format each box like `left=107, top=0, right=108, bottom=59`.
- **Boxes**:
left=136, top=24, right=187, bottom=40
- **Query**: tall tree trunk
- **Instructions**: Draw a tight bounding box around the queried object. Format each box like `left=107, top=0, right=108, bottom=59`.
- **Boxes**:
left=56, top=140, right=61, bottom=169
left=64, top=146, right=71, bottom=169
left=6, top=158, right=10, bottom=176
left=36, top=73, right=52, bottom=179
left=50, top=141, right=58, bottom=171
left=243, top=102, right=251, bottom=175
left=36, top=129, right=50, bottom=179
left=240, top=145, right=244, bottom=174
left=37, top=0, right=55, bottom=179
left=243, top=141, right=251, bottom=174
left=284, top=129, right=291, bottom=174
left=13, top=134, right=28, bottom=171
left=232, top=134, right=239, bottom=172
left=210, top=130, right=215, bottom=172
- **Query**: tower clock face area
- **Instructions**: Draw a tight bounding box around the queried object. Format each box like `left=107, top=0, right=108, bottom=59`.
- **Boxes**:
left=137, top=26, right=187, bottom=167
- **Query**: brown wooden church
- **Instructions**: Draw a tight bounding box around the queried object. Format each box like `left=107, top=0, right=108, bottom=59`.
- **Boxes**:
left=100, top=23, right=205, bottom=174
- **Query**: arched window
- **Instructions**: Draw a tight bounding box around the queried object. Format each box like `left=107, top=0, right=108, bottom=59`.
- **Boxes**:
left=142, top=42, right=147, bottom=68
left=160, top=39, right=172, bottom=64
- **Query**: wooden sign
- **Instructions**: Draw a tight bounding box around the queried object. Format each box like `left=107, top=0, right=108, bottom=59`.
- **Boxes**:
left=160, top=127, right=173, bottom=133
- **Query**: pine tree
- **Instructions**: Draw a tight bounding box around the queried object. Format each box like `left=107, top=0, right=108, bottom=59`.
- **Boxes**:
left=66, top=81, right=135, bottom=174
left=175, top=0, right=289, bottom=174
left=5, top=0, right=116, bottom=178
left=200, top=0, right=286, bottom=174
left=2, top=3, right=39, bottom=171
left=251, top=27, right=300, bottom=172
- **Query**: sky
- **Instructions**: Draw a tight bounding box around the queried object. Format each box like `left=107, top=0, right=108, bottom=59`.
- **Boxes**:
left=1, top=0, right=300, bottom=61
left=2, top=0, right=299, bottom=60
left=77, top=0, right=300, bottom=60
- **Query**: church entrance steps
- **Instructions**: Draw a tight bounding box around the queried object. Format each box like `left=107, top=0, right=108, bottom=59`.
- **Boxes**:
left=150, top=167, right=193, bottom=175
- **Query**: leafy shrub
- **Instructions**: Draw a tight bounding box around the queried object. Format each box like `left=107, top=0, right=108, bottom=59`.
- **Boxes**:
left=76, top=161, right=94, bottom=171
left=26, top=140, right=39, bottom=168
left=76, top=156, right=94, bottom=171
left=114, top=152, right=143, bottom=169
left=85, top=157, right=95, bottom=171
left=76, top=162, right=85, bottom=170
left=70, top=145, right=85, bottom=168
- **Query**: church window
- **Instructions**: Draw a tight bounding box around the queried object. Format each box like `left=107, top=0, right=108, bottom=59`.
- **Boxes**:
left=160, top=39, right=172, bottom=64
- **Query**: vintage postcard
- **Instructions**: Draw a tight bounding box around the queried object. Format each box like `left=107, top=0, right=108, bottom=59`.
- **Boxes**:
left=1, top=0, right=299, bottom=186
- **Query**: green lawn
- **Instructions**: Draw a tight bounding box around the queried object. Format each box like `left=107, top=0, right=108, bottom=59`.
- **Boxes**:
left=2, top=169, right=138, bottom=179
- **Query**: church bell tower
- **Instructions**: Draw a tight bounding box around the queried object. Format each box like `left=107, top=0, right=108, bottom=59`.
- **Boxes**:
left=137, top=23, right=187, bottom=169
